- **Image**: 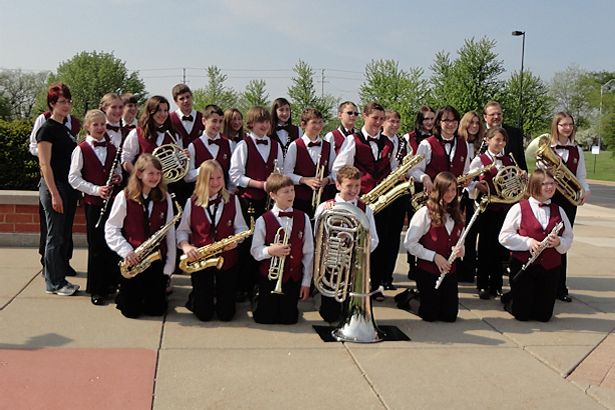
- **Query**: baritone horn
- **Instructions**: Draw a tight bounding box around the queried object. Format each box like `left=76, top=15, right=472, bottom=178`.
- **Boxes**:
left=313, top=202, right=384, bottom=343
left=525, top=133, right=583, bottom=205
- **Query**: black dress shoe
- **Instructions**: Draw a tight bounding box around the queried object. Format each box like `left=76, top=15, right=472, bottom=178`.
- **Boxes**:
left=66, top=266, right=77, bottom=277
left=91, top=295, right=105, bottom=306
left=383, top=282, right=397, bottom=291
left=478, top=289, right=490, bottom=300
left=558, top=295, right=572, bottom=303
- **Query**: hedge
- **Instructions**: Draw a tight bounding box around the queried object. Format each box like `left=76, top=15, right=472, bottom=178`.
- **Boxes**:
left=0, top=119, right=40, bottom=190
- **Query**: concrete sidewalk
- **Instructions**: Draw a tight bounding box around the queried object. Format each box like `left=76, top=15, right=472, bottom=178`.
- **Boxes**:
left=1, top=203, right=614, bottom=409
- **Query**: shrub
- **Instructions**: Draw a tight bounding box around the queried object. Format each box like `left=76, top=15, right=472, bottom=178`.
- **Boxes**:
left=0, top=119, right=39, bottom=190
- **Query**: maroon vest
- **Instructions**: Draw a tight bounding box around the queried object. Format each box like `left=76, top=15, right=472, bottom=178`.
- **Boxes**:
left=406, top=130, right=432, bottom=155
left=425, top=135, right=468, bottom=179
left=122, top=194, right=169, bottom=260
left=326, top=199, right=367, bottom=213
left=189, top=195, right=238, bottom=270
left=136, top=127, right=175, bottom=155
left=44, top=111, right=81, bottom=137
left=417, top=218, right=463, bottom=275
left=352, top=132, right=393, bottom=195
left=511, top=200, right=564, bottom=270
left=238, top=136, right=279, bottom=202
left=556, top=145, right=580, bottom=175
left=78, top=140, right=117, bottom=206
left=293, top=138, right=331, bottom=202
left=258, top=210, right=306, bottom=283
left=272, top=124, right=299, bottom=155
left=192, top=137, right=232, bottom=175
left=331, top=128, right=347, bottom=154
left=170, top=111, right=204, bottom=146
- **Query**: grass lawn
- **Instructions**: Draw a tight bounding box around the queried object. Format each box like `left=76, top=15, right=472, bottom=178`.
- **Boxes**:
left=525, top=151, right=615, bottom=182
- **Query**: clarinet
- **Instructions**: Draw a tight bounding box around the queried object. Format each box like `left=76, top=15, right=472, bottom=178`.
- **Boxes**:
left=94, top=123, right=124, bottom=229
left=511, top=221, right=564, bottom=282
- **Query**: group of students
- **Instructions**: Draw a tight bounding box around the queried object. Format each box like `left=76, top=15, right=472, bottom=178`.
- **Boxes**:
left=32, top=81, right=589, bottom=326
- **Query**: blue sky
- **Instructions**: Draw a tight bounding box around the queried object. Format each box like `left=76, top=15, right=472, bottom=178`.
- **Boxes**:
left=2, top=0, right=614, bottom=105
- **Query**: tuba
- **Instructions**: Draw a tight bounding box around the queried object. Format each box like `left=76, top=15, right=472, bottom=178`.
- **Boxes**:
left=152, top=132, right=189, bottom=183
left=526, top=134, right=583, bottom=205
left=313, top=202, right=384, bottom=343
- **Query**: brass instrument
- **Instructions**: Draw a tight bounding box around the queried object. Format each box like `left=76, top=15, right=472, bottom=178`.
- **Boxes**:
left=369, top=178, right=415, bottom=214
left=265, top=159, right=283, bottom=210
left=410, top=163, right=496, bottom=210
left=361, top=153, right=423, bottom=204
left=120, top=195, right=183, bottom=279
left=179, top=217, right=255, bottom=274
left=435, top=196, right=489, bottom=289
left=526, top=134, right=583, bottom=205
left=267, top=217, right=292, bottom=295
left=313, top=202, right=384, bottom=343
left=311, top=153, right=326, bottom=210
left=152, top=132, right=189, bottom=183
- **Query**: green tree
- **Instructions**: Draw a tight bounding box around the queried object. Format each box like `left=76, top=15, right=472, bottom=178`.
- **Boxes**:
left=0, top=69, right=49, bottom=119
left=192, top=66, right=238, bottom=111
left=549, top=65, right=595, bottom=127
left=430, top=37, right=505, bottom=113
left=238, top=79, right=270, bottom=113
left=287, top=60, right=337, bottom=124
left=501, top=70, right=553, bottom=138
left=359, top=59, right=429, bottom=133
left=45, top=51, right=146, bottom=117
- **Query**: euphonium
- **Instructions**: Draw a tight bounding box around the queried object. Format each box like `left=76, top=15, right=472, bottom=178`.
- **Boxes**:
left=179, top=217, right=255, bottom=274
left=526, top=133, right=583, bottom=205
left=268, top=217, right=291, bottom=295
left=152, top=133, right=189, bottom=183
left=410, top=163, right=495, bottom=210
left=120, top=196, right=183, bottom=279
left=313, top=202, right=384, bottom=343
left=361, top=153, right=423, bottom=204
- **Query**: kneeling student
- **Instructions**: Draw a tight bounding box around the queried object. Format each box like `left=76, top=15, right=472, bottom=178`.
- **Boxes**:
left=250, top=173, right=313, bottom=324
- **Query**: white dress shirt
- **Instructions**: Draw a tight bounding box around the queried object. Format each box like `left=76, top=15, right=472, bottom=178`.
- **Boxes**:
left=175, top=108, right=197, bottom=135
left=229, top=133, right=285, bottom=188
left=404, top=206, right=463, bottom=262
left=68, top=135, right=121, bottom=196
left=105, top=191, right=177, bottom=276
left=499, top=197, right=573, bottom=254
left=283, top=134, right=336, bottom=185
left=121, top=129, right=183, bottom=166
left=250, top=205, right=314, bottom=287
left=105, top=122, right=123, bottom=149
left=332, top=126, right=383, bottom=174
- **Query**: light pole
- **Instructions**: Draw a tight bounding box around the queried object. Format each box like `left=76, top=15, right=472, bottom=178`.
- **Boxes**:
left=599, top=79, right=615, bottom=148
left=512, top=30, right=525, bottom=133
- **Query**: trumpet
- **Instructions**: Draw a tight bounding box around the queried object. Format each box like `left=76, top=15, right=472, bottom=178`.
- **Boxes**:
left=312, top=153, right=326, bottom=210
left=410, top=163, right=495, bottom=211
left=268, top=217, right=291, bottom=295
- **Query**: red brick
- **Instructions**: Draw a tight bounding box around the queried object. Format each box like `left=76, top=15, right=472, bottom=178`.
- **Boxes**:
left=0, top=223, right=15, bottom=233
left=15, top=205, right=38, bottom=213
left=73, top=225, right=87, bottom=234
left=14, top=223, right=40, bottom=233
left=5, top=214, right=34, bottom=223
left=0, top=204, right=15, bottom=213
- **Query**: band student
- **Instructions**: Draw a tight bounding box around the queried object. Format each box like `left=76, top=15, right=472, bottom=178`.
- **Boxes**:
left=270, top=97, right=302, bottom=158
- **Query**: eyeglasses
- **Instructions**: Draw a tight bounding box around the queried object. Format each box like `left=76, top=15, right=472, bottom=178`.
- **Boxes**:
left=486, top=112, right=502, bottom=117
left=345, top=111, right=359, bottom=116
left=56, top=99, right=72, bottom=104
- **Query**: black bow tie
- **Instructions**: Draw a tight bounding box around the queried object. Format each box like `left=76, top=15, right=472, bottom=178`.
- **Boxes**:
left=208, top=139, right=222, bottom=146
left=106, top=124, right=120, bottom=132
left=367, top=136, right=379, bottom=143
left=93, top=141, right=107, bottom=148
left=208, top=196, right=222, bottom=206
left=307, top=141, right=321, bottom=147
left=255, top=139, right=268, bottom=145
left=343, top=128, right=354, bottom=136
left=278, top=211, right=293, bottom=218
left=538, top=202, right=550, bottom=207
left=124, top=124, right=136, bottom=130
left=182, top=115, right=193, bottom=122
left=556, top=145, right=573, bottom=151
left=276, top=124, right=289, bottom=132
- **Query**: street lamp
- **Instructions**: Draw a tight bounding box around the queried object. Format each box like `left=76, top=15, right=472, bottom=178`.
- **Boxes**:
left=599, top=79, right=615, bottom=148
left=512, top=30, right=526, bottom=133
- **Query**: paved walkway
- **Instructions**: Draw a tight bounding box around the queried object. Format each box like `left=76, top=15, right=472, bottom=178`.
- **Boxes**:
left=1, top=203, right=614, bottom=409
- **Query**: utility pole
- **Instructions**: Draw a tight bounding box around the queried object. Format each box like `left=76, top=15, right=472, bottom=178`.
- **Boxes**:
left=321, top=69, right=325, bottom=98
left=182, top=68, right=186, bottom=84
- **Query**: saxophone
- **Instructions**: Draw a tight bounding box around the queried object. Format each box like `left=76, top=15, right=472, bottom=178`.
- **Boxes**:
left=120, top=196, right=183, bottom=279
left=179, top=217, right=255, bottom=274
left=410, top=163, right=495, bottom=211
left=361, top=153, right=423, bottom=205
left=368, top=178, right=415, bottom=214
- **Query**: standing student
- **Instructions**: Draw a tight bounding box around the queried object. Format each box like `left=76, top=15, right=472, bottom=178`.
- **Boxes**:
left=333, top=102, right=393, bottom=299
left=222, top=108, right=246, bottom=144
left=270, top=97, right=302, bottom=157
left=499, top=169, right=573, bottom=321
left=250, top=173, right=313, bottom=324
left=483, top=101, right=528, bottom=171
left=545, top=112, right=590, bottom=302
left=177, top=160, right=248, bottom=321
left=283, top=108, right=335, bottom=218
left=404, top=172, right=464, bottom=322
left=36, top=83, right=80, bottom=296
left=456, top=111, right=485, bottom=283
left=169, top=84, right=204, bottom=147
left=324, top=101, right=359, bottom=154
left=229, top=106, right=284, bottom=300
left=314, top=165, right=379, bottom=323
left=471, top=127, right=516, bottom=299
left=105, top=154, right=176, bottom=319
left=100, top=93, right=126, bottom=149
left=69, top=109, right=122, bottom=305
left=185, top=104, right=234, bottom=185
left=121, top=93, right=139, bottom=130
left=402, top=105, right=436, bottom=155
